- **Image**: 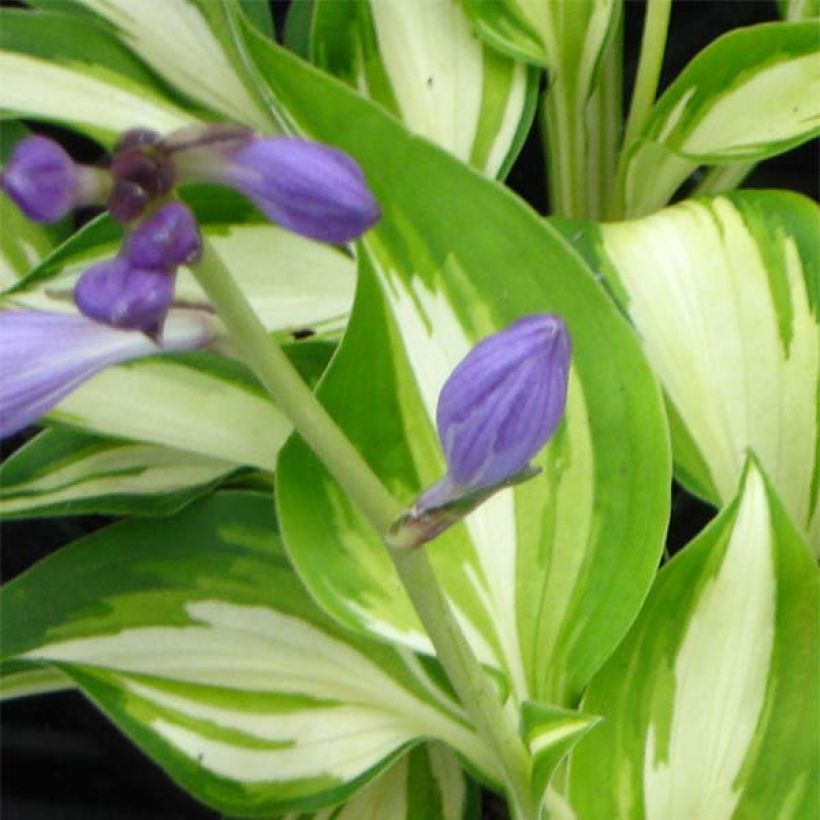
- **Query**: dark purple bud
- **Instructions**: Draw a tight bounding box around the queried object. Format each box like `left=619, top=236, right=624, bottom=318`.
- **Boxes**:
left=418, top=315, right=571, bottom=510
left=173, top=135, right=380, bottom=243
left=0, top=136, right=79, bottom=223
left=73, top=257, right=175, bottom=336
left=107, top=139, right=174, bottom=223
left=108, top=179, right=151, bottom=223
left=123, top=202, right=201, bottom=269
left=0, top=309, right=215, bottom=439
left=114, top=128, right=163, bottom=153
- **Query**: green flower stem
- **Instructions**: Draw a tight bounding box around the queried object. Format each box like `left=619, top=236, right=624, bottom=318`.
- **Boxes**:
left=394, top=550, right=535, bottom=819
left=194, top=240, right=400, bottom=532
left=192, top=240, right=536, bottom=818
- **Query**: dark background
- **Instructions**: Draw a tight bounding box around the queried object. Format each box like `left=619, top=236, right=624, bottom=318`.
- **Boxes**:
left=1, top=2, right=817, bottom=818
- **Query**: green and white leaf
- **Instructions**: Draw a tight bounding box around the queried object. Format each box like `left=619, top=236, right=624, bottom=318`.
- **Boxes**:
left=310, top=0, right=537, bottom=178
left=460, top=0, right=619, bottom=92
left=0, top=660, right=75, bottom=700
left=0, top=493, right=497, bottom=815
left=566, top=460, right=818, bottom=819
left=279, top=744, right=478, bottom=820
left=236, top=18, right=670, bottom=711
left=0, top=51, right=197, bottom=145
left=0, top=7, right=201, bottom=144
left=519, top=701, right=600, bottom=807
left=0, top=199, right=53, bottom=289
left=0, top=427, right=235, bottom=519
left=778, top=0, right=820, bottom=20
left=8, top=219, right=356, bottom=338
left=69, top=0, right=273, bottom=131
left=559, top=191, right=820, bottom=549
left=622, top=21, right=820, bottom=216
left=2, top=217, right=354, bottom=467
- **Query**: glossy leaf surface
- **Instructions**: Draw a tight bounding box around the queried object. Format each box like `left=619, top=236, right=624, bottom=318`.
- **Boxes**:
left=311, top=0, right=537, bottom=177
left=234, top=18, right=670, bottom=711
left=0, top=493, right=495, bottom=814
left=560, top=191, right=820, bottom=549
left=622, top=21, right=820, bottom=215
left=567, top=461, right=818, bottom=819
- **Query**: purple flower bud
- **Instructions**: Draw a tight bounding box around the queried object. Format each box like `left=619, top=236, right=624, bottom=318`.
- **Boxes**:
left=122, top=202, right=201, bottom=269
left=0, top=136, right=79, bottom=223
left=419, top=314, right=571, bottom=510
left=0, top=309, right=214, bottom=439
left=173, top=134, right=380, bottom=243
left=107, top=134, right=174, bottom=223
left=73, top=257, right=175, bottom=336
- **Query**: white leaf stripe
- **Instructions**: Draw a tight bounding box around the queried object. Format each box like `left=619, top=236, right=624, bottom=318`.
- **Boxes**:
left=594, top=193, right=819, bottom=548
left=643, top=467, right=775, bottom=818
left=72, top=0, right=272, bottom=130
left=1, top=493, right=496, bottom=812
left=567, top=460, right=817, bottom=818
left=0, top=50, right=196, bottom=140
left=0, top=433, right=233, bottom=517
left=623, top=22, right=820, bottom=215
left=25, top=600, right=498, bottom=788
left=9, top=222, right=356, bottom=337
left=312, top=0, right=533, bottom=177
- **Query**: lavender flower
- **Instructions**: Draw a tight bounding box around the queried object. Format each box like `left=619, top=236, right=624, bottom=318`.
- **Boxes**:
left=73, top=259, right=175, bottom=335
left=172, top=129, right=380, bottom=243
left=0, top=309, right=214, bottom=439
left=122, top=201, right=201, bottom=269
left=0, top=135, right=108, bottom=223
left=418, top=314, right=571, bottom=511
left=73, top=203, right=201, bottom=335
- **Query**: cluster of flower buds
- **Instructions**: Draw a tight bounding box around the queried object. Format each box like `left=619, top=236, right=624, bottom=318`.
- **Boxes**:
left=0, top=125, right=381, bottom=439
left=390, top=314, right=571, bottom=548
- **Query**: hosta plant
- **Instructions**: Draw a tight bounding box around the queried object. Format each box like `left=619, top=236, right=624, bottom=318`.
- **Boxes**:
left=1, top=1, right=817, bottom=818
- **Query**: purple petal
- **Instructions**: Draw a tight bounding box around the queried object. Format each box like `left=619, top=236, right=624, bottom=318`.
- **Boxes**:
left=0, top=310, right=214, bottom=439
left=122, top=202, right=202, bottom=269
left=73, top=258, right=175, bottom=334
left=175, top=136, right=380, bottom=243
left=0, top=136, right=78, bottom=223
left=435, top=314, right=571, bottom=491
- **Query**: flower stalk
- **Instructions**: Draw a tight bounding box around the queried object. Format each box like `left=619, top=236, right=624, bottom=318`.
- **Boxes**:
left=190, top=240, right=536, bottom=819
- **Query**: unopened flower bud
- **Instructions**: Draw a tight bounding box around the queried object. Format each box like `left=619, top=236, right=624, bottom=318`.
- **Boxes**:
left=107, top=130, right=174, bottom=223
left=0, top=135, right=109, bottom=223
left=123, top=202, right=201, bottom=269
left=172, top=130, right=380, bottom=243
left=73, top=257, right=175, bottom=336
left=419, top=314, right=571, bottom=510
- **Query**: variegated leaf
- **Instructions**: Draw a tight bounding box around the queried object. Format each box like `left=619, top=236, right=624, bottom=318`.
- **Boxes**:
left=460, top=0, right=620, bottom=94
left=0, top=427, right=235, bottom=519
left=621, top=21, right=820, bottom=216
left=279, top=744, right=478, bottom=820
left=0, top=660, right=74, bottom=700
left=0, top=6, right=200, bottom=144
left=0, top=493, right=497, bottom=814
left=2, top=215, right=353, bottom=466
left=311, top=0, right=537, bottom=178
left=7, top=218, right=356, bottom=338
left=558, top=191, right=820, bottom=549
left=237, top=21, right=670, bottom=711
left=566, top=460, right=818, bottom=819
left=70, top=0, right=273, bottom=131
left=519, top=702, right=600, bottom=807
